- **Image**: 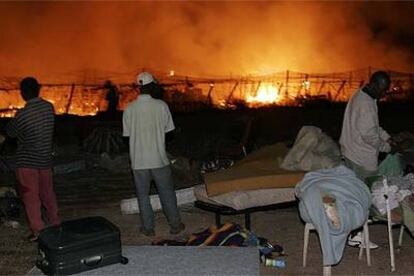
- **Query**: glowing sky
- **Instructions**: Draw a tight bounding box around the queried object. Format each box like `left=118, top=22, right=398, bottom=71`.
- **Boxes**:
left=1, top=2, right=414, bottom=80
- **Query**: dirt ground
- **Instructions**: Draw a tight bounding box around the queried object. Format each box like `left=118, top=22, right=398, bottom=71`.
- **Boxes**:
left=1, top=104, right=414, bottom=275
left=1, top=169, right=414, bottom=275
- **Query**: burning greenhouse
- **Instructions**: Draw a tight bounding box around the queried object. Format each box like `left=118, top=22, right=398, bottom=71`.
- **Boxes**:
left=1, top=67, right=414, bottom=117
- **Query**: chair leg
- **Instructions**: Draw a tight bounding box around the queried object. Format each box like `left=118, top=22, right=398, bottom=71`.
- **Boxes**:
left=386, top=207, right=396, bottom=272
left=398, top=224, right=404, bottom=247
left=323, top=266, right=331, bottom=276
left=358, top=244, right=363, bottom=260
left=303, top=223, right=311, bottom=267
left=362, top=221, right=371, bottom=266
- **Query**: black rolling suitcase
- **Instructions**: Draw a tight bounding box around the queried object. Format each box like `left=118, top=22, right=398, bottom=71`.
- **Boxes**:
left=36, top=216, right=128, bottom=275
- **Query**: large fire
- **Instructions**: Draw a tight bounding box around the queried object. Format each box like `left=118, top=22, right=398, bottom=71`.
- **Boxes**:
left=0, top=67, right=413, bottom=117
left=245, top=83, right=281, bottom=105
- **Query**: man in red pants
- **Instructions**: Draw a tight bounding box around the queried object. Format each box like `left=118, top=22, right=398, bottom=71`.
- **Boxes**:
left=6, top=77, right=60, bottom=241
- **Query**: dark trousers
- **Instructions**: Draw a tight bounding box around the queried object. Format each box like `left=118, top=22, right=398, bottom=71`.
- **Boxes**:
left=132, top=165, right=181, bottom=230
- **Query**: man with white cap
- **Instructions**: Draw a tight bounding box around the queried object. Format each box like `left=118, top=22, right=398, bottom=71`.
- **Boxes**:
left=123, top=72, right=185, bottom=236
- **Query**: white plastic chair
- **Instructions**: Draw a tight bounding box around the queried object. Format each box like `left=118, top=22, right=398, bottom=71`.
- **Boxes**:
left=303, top=221, right=371, bottom=276
left=359, top=176, right=406, bottom=272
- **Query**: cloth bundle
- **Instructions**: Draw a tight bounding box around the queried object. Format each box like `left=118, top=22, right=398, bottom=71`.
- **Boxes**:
left=152, top=222, right=284, bottom=255
left=371, top=174, right=414, bottom=215
left=281, top=126, right=341, bottom=171
left=295, top=165, right=371, bottom=266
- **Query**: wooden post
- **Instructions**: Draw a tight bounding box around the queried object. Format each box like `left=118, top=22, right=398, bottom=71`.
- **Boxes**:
left=65, top=83, right=75, bottom=114
left=304, top=74, right=310, bottom=95
left=285, top=70, right=290, bottom=96
left=333, top=80, right=347, bottom=101
left=318, top=80, right=326, bottom=94
left=207, top=84, right=214, bottom=106
left=278, top=82, right=284, bottom=94
left=255, top=81, right=262, bottom=96
left=226, top=81, right=239, bottom=103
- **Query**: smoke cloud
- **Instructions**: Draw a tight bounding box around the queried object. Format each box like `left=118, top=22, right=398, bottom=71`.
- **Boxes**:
left=1, top=2, right=413, bottom=81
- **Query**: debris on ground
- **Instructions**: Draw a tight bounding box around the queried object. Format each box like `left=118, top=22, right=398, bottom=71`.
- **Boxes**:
left=3, top=220, right=20, bottom=229
left=200, top=159, right=234, bottom=173
left=0, top=187, right=21, bottom=222
left=98, top=152, right=130, bottom=173
left=54, top=159, right=86, bottom=175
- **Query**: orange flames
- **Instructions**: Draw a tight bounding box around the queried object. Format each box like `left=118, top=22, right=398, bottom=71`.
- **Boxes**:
left=245, top=83, right=281, bottom=106
left=0, top=66, right=412, bottom=117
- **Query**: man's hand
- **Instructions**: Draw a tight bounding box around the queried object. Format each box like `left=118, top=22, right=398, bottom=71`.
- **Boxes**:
left=388, top=137, right=402, bottom=154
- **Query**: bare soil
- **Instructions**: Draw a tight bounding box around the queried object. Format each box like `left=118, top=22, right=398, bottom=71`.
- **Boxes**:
left=1, top=104, right=414, bottom=275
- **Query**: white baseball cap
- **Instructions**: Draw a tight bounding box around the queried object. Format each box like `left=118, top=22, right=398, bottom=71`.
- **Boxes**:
left=137, top=72, right=156, bottom=86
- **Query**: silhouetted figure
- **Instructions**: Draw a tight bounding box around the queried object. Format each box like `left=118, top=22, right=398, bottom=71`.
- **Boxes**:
left=104, top=80, right=119, bottom=119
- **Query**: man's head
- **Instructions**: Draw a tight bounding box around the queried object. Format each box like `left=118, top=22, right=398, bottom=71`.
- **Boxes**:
left=104, top=80, right=114, bottom=89
left=20, top=77, right=40, bottom=101
left=368, top=71, right=391, bottom=99
left=136, top=72, right=157, bottom=95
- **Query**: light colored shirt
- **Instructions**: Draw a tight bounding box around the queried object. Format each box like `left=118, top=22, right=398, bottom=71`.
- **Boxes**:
left=123, top=94, right=175, bottom=170
left=340, top=89, right=391, bottom=171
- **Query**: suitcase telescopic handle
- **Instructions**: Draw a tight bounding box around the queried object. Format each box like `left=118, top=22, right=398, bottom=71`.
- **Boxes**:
left=82, top=255, right=103, bottom=267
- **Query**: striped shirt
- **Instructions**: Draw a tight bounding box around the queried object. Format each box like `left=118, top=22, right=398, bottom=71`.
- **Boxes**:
left=6, top=97, right=55, bottom=169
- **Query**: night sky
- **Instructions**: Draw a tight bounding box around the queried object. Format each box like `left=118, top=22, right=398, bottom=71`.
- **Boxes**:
left=1, top=2, right=414, bottom=80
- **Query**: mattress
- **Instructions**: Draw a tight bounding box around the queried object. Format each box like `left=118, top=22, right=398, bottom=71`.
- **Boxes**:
left=194, top=184, right=296, bottom=210
left=205, top=143, right=305, bottom=196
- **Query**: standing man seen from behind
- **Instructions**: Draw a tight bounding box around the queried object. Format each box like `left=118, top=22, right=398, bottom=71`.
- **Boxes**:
left=123, top=72, right=185, bottom=237
left=340, top=70, right=393, bottom=249
left=6, top=77, right=60, bottom=242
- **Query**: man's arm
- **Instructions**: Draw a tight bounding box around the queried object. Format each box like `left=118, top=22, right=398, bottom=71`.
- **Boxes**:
left=379, top=127, right=392, bottom=152
left=166, top=129, right=175, bottom=143
left=122, top=109, right=130, bottom=147
left=163, top=103, right=175, bottom=133
left=122, top=109, right=130, bottom=137
left=357, top=105, right=391, bottom=153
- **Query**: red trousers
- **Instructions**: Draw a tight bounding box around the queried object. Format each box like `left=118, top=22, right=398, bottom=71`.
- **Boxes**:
left=16, top=168, right=60, bottom=234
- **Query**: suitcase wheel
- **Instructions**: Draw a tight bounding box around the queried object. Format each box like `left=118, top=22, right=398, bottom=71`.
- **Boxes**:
left=120, top=256, right=129, bottom=265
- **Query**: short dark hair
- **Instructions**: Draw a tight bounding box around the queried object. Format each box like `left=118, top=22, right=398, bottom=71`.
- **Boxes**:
left=20, top=77, right=40, bottom=100
left=370, top=71, right=391, bottom=86
left=139, top=82, right=157, bottom=94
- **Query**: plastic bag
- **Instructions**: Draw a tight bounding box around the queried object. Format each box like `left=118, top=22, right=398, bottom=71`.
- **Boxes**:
left=378, top=154, right=404, bottom=177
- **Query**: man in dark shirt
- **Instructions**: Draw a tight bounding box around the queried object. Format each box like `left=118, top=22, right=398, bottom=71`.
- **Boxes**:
left=104, top=80, right=119, bottom=119
left=6, top=77, right=60, bottom=241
